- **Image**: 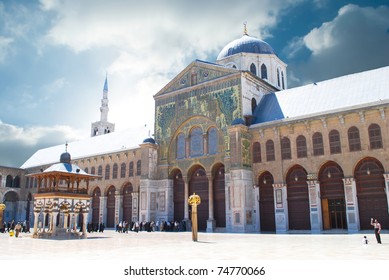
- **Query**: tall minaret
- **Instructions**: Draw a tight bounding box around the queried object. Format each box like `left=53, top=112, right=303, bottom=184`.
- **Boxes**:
left=91, top=74, right=115, bottom=137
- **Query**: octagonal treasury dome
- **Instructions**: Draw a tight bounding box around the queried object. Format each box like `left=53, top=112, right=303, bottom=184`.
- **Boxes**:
left=216, top=34, right=276, bottom=61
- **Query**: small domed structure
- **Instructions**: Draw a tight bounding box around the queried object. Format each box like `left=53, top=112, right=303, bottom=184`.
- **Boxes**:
left=231, top=118, right=246, bottom=126
left=143, top=137, right=156, bottom=144
left=60, top=151, right=71, bottom=164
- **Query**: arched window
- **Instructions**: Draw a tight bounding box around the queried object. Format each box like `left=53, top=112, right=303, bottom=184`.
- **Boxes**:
left=98, top=165, right=103, bottom=180
left=112, top=163, right=118, bottom=179
left=266, top=140, right=275, bottom=161
left=13, top=176, right=20, bottom=188
left=281, top=137, right=291, bottom=160
left=312, top=132, right=324, bottom=156
left=6, top=175, right=13, bottom=187
left=136, top=160, right=141, bottom=176
left=190, top=127, right=203, bottom=157
left=261, top=64, right=267, bottom=80
left=91, top=167, right=96, bottom=175
left=296, top=135, right=307, bottom=158
left=348, top=126, right=361, bottom=151
left=129, top=162, right=134, bottom=177
left=105, top=164, right=110, bottom=180
left=208, top=127, right=218, bottom=155
left=176, top=133, right=185, bottom=159
left=281, top=71, right=285, bottom=89
left=329, top=130, right=341, bottom=154
left=251, top=98, right=257, bottom=114
left=368, top=123, right=383, bottom=149
left=277, top=68, right=280, bottom=87
left=120, top=163, right=126, bottom=178
left=250, top=63, right=257, bottom=76
left=84, top=167, right=89, bottom=174
left=253, top=142, right=261, bottom=163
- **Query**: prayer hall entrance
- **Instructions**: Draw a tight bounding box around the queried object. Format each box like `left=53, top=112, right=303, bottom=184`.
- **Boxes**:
left=319, top=162, right=347, bottom=230
left=189, top=166, right=209, bottom=231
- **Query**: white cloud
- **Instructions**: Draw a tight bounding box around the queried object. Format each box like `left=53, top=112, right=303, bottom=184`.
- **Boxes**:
left=0, top=120, right=83, bottom=146
left=0, top=120, right=84, bottom=167
left=286, top=4, right=389, bottom=86
left=0, top=36, right=13, bottom=62
left=37, top=0, right=305, bottom=132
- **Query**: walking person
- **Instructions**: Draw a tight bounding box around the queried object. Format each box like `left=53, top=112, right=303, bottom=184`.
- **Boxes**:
left=371, top=218, right=382, bottom=244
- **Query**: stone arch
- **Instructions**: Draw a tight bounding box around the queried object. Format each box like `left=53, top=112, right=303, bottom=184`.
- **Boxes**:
left=354, top=157, right=388, bottom=229
left=122, top=182, right=133, bottom=223
left=318, top=161, right=346, bottom=230
left=286, top=165, right=310, bottom=230
left=171, top=168, right=185, bottom=224
left=91, top=187, right=101, bottom=225
left=188, top=164, right=208, bottom=231
left=3, top=190, right=19, bottom=223
left=106, top=185, right=116, bottom=228
left=211, top=163, right=226, bottom=228
left=257, top=171, right=275, bottom=231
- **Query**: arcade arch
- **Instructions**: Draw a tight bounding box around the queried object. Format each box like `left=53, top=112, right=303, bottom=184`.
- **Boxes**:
left=257, top=171, right=275, bottom=231
left=286, top=165, right=310, bottom=230
left=355, top=157, right=389, bottom=229
left=122, top=183, right=133, bottom=223
left=91, top=187, right=101, bottom=225
left=106, top=186, right=116, bottom=227
left=319, top=162, right=346, bottom=230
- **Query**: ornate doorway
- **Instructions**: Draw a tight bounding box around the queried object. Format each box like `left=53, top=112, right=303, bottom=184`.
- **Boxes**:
left=213, top=165, right=226, bottom=228
left=286, top=166, right=311, bottom=230
left=355, top=158, right=389, bottom=229
left=92, top=188, right=101, bottom=225
left=189, top=166, right=208, bottom=231
left=106, top=186, right=116, bottom=227
left=173, top=171, right=185, bottom=223
left=122, top=183, right=133, bottom=223
left=319, top=162, right=346, bottom=230
left=258, top=172, right=275, bottom=231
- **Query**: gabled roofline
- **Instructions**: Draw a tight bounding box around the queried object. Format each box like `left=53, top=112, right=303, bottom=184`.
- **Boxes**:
left=153, top=60, right=240, bottom=98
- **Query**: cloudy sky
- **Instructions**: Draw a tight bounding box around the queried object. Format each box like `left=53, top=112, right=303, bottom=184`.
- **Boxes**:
left=1, top=0, right=389, bottom=168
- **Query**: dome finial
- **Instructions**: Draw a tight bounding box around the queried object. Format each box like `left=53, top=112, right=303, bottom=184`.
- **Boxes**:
left=243, top=21, right=248, bottom=35
left=65, top=141, right=68, bottom=152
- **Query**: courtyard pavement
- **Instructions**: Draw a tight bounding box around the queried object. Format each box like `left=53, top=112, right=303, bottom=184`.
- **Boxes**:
left=1, top=229, right=388, bottom=279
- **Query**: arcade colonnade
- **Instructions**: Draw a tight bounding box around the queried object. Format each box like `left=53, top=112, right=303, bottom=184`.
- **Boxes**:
left=76, top=157, right=389, bottom=233
left=256, top=157, right=389, bottom=233
left=88, top=165, right=227, bottom=232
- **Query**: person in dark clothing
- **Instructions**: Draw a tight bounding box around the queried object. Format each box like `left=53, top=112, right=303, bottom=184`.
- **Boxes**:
left=371, top=218, right=382, bottom=244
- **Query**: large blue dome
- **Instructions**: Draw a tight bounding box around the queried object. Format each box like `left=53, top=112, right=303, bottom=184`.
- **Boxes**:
left=217, top=34, right=276, bottom=61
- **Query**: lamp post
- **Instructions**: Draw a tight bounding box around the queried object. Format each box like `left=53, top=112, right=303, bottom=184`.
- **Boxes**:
left=188, top=193, right=201, bottom=242
left=0, top=204, right=6, bottom=230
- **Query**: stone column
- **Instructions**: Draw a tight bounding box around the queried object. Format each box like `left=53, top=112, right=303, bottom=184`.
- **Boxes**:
left=64, top=212, right=69, bottom=230
left=273, top=183, right=288, bottom=233
left=82, top=212, right=88, bottom=237
left=253, top=185, right=260, bottom=232
left=100, top=196, right=107, bottom=225
left=33, top=210, right=40, bottom=237
left=183, top=176, right=189, bottom=220
left=307, top=178, right=321, bottom=233
left=383, top=173, right=389, bottom=212
left=73, top=211, right=79, bottom=231
left=206, top=174, right=215, bottom=232
left=115, top=191, right=122, bottom=226
left=51, top=210, right=59, bottom=235
left=343, top=177, right=359, bottom=232
left=42, top=211, right=47, bottom=232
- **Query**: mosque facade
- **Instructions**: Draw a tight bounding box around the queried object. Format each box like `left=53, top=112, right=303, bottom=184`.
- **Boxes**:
left=1, top=27, right=389, bottom=233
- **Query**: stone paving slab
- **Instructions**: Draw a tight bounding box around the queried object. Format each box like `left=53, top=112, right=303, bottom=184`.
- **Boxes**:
left=1, top=230, right=388, bottom=279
